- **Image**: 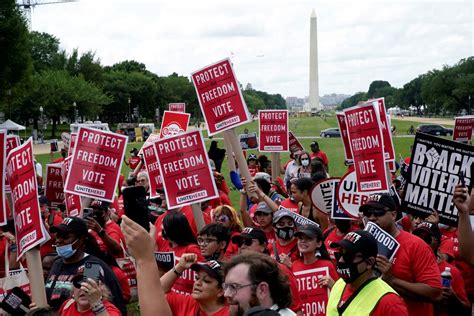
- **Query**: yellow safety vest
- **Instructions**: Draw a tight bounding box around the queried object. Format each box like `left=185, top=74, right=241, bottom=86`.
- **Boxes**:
left=326, top=277, right=398, bottom=316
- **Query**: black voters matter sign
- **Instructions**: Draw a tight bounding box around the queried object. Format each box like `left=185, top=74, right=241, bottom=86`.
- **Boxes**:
left=154, top=130, right=218, bottom=209
left=258, top=110, right=289, bottom=152
left=64, top=127, right=128, bottom=202
left=402, top=132, right=473, bottom=226
left=364, top=222, right=400, bottom=261
left=191, top=58, right=250, bottom=136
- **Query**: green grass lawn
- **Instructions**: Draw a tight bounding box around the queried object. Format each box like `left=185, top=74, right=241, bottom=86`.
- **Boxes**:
left=36, top=115, right=453, bottom=207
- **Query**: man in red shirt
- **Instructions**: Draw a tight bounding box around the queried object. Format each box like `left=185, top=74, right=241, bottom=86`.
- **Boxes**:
left=327, top=230, right=408, bottom=315
left=309, top=141, right=329, bottom=172
left=360, top=193, right=442, bottom=316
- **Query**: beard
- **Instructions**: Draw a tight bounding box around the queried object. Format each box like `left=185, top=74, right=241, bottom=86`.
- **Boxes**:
left=231, top=291, right=260, bottom=316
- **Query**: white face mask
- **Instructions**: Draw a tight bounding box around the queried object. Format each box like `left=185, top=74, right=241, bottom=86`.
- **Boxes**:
left=301, top=159, right=310, bottom=167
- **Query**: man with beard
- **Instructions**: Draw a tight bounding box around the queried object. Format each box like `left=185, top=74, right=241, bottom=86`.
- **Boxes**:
left=86, top=200, right=126, bottom=258
left=326, top=230, right=408, bottom=315
left=223, top=252, right=295, bottom=316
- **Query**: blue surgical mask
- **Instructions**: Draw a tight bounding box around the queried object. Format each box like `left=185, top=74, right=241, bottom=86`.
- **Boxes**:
left=55, top=240, right=78, bottom=259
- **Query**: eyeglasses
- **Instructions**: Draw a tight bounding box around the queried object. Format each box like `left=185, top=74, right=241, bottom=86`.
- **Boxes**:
left=197, top=237, right=218, bottom=246
left=222, top=282, right=256, bottom=296
left=237, top=238, right=255, bottom=247
left=213, top=215, right=229, bottom=223
left=362, top=208, right=388, bottom=218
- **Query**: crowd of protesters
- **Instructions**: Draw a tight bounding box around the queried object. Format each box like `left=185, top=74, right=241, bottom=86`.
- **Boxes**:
left=0, top=133, right=473, bottom=316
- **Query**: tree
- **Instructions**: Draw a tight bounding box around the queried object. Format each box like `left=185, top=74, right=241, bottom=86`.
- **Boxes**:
left=157, top=73, right=198, bottom=120
left=367, top=80, right=391, bottom=98
left=0, top=0, right=31, bottom=111
left=242, top=91, right=265, bottom=113
left=29, top=31, right=63, bottom=72
left=339, top=92, right=367, bottom=110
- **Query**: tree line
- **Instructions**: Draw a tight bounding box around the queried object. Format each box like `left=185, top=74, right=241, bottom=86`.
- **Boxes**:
left=340, top=57, right=474, bottom=116
left=0, top=0, right=285, bottom=137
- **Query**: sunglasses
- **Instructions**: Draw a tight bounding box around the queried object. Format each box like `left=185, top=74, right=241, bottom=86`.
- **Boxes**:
left=334, top=251, right=356, bottom=263
left=213, top=215, right=230, bottom=223
left=237, top=238, right=255, bottom=247
left=362, top=208, right=388, bottom=218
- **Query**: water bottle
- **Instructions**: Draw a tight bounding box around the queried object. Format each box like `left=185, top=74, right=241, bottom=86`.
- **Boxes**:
left=441, top=267, right=452, bottom=288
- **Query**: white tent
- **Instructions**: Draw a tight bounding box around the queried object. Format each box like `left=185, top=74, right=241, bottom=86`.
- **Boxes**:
left=0, top=119, right=25, bottom=131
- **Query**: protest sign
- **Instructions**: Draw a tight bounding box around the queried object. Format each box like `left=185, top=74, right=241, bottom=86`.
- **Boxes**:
left=337, top=170, right=371, bottom=218
left=331, top=180, right=355, bottom=220
left=278, top=206, right=319, bottom=228
left=310, top=178, right=340, bottom=215
left=289, top=131, right=304, bottom=153
left=453, top=116, right=474, bottom=143
left=61, top=132, right=70, bottom=147
left=0, top=131, right=6, bottom=225
left=294, top=267, right=330, bottom=316
left=160, top=111, right=191, bottom=138
left=45, top=164, right=64, bottom=207
left=5, top=139, right=48, bottom=259
left=168, top=103, right=186, bottom=113
left=5, top=135, right=20, bottom=193
left=154, top=130, right=218, bottom=209
left=191, top=58, right=250, bottom=135
left=138, top=133, right=160, bottom=156
left=336, top=112, right=353, bottom=163
left=369, top=98, right=395, bottom=162
left=364, top=222, right=400, bottom=261
left=239, top=132, right=258, bottom=150
left=64, top=127, right=127, bottom=202
left=67, top=133, right=77, bottom=157
left=402, top=132, right=473, bottom=226
left=142, top=144, right=163, bottom=198
left=154, top=251, right=175, bottom=272
left=61, top=157, right=81, bottom=217
left=258, top=110, right=289, bottom=152
left=344, top=103, right=389, bottom=192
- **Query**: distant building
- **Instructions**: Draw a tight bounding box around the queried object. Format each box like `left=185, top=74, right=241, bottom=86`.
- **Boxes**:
left=320, top=94, right=351, bottom=106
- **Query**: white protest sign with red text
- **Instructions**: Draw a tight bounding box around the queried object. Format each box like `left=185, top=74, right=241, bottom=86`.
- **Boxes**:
left=154, top=130, right=218, bottom=209
left=370, top=98, right=395, bottom=162
left=6, top=138, right=49, bottom=259
left=310, top=178, right=340, bottom=215
left=343, top=103, right=389, bottom=192
left=336, top=112, right=353, bottom=162
left=45, top=164, right=64, bottom=207
left=168, top=103, right=186, bottom=113
left=289, top=131, right=305, bottom=152
left=160, top=111, right=190, bottom=138
left=453, top=116, right=474, bottom=143
left=142, top=144, right=163, bottom=198
left=68, top=133, right=77, bottom=157
left=61, top=157, right=81, bottom=217
left=0, top=131, right=6, bottom=225
left=5, top=135, right=21, bottom=192
left=258, top=110, right=289, bottom=152
left=294, top=267, right=330, bottom=316
left=64, top=127, right=127, bottom=202
left=337, top=169, right=370, bottom=218
left=191, top=58, right=250, bottom=135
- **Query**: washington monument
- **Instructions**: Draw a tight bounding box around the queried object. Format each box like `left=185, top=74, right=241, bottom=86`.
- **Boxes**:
left=308, top=9, right=322, bottom=112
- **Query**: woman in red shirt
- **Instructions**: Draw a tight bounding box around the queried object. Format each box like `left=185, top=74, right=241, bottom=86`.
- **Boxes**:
left=161, top=253, right=229, bottom=316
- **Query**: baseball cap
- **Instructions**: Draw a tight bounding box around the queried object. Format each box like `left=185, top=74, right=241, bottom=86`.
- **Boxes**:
left=294, top=224, right=322, bottom=239
left=247, top=154, right=258, bottom=161
left=191, top=260, right=223, bottom=285
left=50, top=217, right=88, bottom=237
left=359, top=193, right=397, bottom=214
left=330, top=230, right=378, bottom=259
left=255, top=202, right=272, bottom=214
left=39, top=195, right=48, bottom=206
left=310, top=141, right=319, bottom=147
left=413, top=221, right=441, bottom=241
left=90, top=200, right=110, bottom=211
left=232, top=227, right=268, bottom=245
left=272, top=209, right=294, bottom=225
left=253, top=172, right=271, bottom=183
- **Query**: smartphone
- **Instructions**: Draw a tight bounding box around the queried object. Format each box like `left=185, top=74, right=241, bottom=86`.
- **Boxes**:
left=83, top=208, right=94, bottom=219
left=84, top=262, right=101, bottom=282
left=0, top=287, right=31, bottom=315
left=122, top=186, right=150, bottom=231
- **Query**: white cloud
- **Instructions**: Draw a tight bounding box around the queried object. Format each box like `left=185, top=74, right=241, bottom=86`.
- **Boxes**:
left=29, top=0, right=473, bottom=98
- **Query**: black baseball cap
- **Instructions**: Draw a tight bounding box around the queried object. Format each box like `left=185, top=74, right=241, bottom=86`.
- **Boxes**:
left=191, top=260, right=223, bottom=285
left=294, top=224, right=322, bottom=239
left=232, top=227, right=268, bottom=245
left=359, top=193, right=397, bottom=214
left=272, top=209, right=294, bottom=225
left=50, top=217, right=88, bottom=237
left=413, top=221, right=441, bottom=241
left=90, top=200, right=110, bottom=211
left=330, top=230, right=378, bottom=259
left=247, top=154, right=258, bottom=161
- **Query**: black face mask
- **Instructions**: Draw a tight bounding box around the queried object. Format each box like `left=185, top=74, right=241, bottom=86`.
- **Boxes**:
left=276, top=227, right=295, bottom=241
left=336, top=259, right=367, bottom=284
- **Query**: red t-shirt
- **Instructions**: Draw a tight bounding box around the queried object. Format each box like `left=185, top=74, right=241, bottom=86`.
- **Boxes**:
left=90, top=220, right=126, bottom=258
left=291, top=259, right=340, bottom=282
left=280, top=199, right=299, bottom=213
left=339, top=282, right=408, bottom=316
left=111, top=265, right=131, bottom=303
left=310, top=151, right=329, bottom=166
left=166, top=292, right=229, bottom=316
left=128, top=156, right=141, bottom=170
left=225, top=231, right=240, bottom=258
left=278, top=262, right=303, bottom=313
left=170, top=244, right=204, bottom=295
left=323, top=227, right=348, bottom=262
left=267, top=238, right=299, bottom=263
left=392, top=230, right=441, bottom=316
left=59, top=300, right=121, bottom=316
